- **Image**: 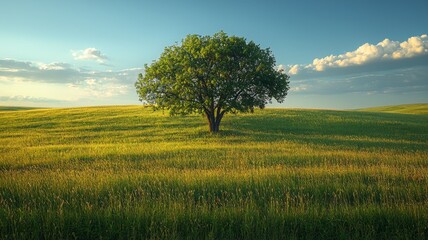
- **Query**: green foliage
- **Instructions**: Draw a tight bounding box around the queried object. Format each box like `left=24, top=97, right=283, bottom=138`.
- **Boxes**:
left=135, top=31, right=290, bottom=132
left=0, top=106, right=427, bottom=239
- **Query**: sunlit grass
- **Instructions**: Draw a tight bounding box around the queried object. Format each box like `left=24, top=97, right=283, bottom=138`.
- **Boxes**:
left=0, top=105, right=427, bottom=239
left=358, top=103, right=428, bottom=115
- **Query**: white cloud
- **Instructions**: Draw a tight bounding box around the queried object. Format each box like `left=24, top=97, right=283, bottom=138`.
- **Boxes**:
left=0, top=59, right=83, bottom=83
left=290, top=85, right=307, bottom=92
left=72, top=48, right=108, bottom=64
left=85, top=78, right=97, bottom=86
left=280, top=34, right=428, bottom=75
left=70, top=78, right=129, bottom=98
left=276, top=34, right=428, bottom=97
left=38, top=62, right=70, bottom=70
left=276, top=64, right=285, bottom=72
left=0, top=95, right=80, bottom=108
left=1, top=58, right=144, bottom=106
left=310, top=34, right=428, bottom=72
left=277, top=64, right=302, bottom=75
left=288, top=65, right=300, bottom=75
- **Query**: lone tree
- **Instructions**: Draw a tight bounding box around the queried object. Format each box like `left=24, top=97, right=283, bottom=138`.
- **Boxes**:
left=136, top=31, right=290, bottom=133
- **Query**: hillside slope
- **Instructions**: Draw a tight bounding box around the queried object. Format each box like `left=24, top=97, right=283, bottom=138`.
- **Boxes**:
left=0, top=106, right=427, bottom=239
left=0, top=106, right=45, bottom=111
left=358, top=103, right=428, bottom=114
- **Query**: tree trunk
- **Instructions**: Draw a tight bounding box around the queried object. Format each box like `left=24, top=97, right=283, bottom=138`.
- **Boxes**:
left=206, top=111, right=223, bottom=133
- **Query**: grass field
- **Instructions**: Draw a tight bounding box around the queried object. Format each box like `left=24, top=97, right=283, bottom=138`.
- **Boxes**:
left=0, top=106, right=45, bottom=112
left=358, top=103, right=428, bottom=115
left=0, top=105, right=427, bottom=239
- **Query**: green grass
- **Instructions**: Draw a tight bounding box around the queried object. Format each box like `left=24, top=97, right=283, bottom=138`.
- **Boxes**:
left=0, top=106, right=45, bottom=111
left=0, top=105, right=427, bottom=239
left=358, top=103, right=428, bottom=115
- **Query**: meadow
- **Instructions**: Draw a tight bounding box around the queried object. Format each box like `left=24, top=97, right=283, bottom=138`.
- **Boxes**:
left=0, top=105, right=427, bottom=239
left=358, top=103, right=428, bottom=115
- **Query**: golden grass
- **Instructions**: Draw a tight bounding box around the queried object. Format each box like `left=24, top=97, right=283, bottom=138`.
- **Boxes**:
left=0, top=105, right=427, bottom=239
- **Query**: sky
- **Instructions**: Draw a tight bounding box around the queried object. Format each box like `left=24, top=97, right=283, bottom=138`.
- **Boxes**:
left=1, top=0, right=427, bottom=109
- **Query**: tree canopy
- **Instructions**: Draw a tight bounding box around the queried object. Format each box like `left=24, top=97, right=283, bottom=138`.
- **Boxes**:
left=136, top=31, right=290, bottom=132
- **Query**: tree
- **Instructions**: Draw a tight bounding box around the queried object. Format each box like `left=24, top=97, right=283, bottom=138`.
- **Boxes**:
left=135, top=31, right=290, bottom=133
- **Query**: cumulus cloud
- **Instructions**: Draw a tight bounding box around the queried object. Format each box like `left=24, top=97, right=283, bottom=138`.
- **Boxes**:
left=0, top=59, right=32, bottom=71
left=85, top=78, right=97, bottom=86
left=0, top=59, right=83, bottom=83
left=67, top=78, right=129, bottom=98
left=0, top=59, right=142, bottom=85
left=280, top=34, right=428, bottom=75
left=311, top=34, right=428, bottom=72
left=38, top=62, right=71, bottom=71
left=0, top=58, right=144, bottom=104
left=0, top=95, right=68, bottom=103
left=277, top=64, right=304, bottom=75
left=72, top=48, right=108, bottom=64
left=277, top=34, right=428, bottom=96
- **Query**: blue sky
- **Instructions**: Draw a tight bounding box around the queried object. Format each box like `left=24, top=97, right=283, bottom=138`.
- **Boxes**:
left=1, top=0, right=427, bottom=109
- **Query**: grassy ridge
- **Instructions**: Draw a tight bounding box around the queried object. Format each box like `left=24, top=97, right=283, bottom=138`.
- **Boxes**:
left=0, top=106, right=45, bottom=111
left=358, top=103, right=428, bottom=115
left=0, top=106, right=427, bottom=239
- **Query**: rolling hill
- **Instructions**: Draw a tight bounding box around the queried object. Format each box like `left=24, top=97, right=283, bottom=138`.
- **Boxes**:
left=0, top=105, right=427, bottom=239
left=358, top=103, right=428, bottom=114
left=0, top=106, right=45, bottom=111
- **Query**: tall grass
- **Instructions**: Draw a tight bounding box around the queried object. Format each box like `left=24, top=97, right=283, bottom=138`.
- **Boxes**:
left=0, top=106, right=427, bottom=239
